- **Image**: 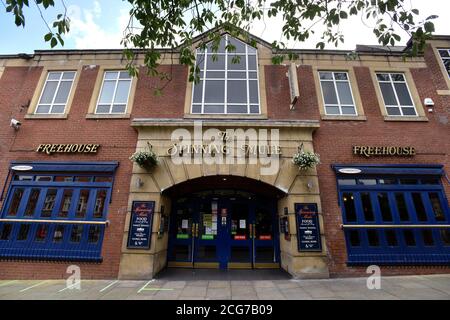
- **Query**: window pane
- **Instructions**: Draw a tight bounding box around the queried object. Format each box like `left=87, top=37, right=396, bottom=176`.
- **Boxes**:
left=404, top=229, right=416, bottom=246
left=379, top=178, right=397, bottom=185
left=114, top=80, right=131, bottom=104
left=377, top=193, right=393, bottom=222
left=206, top=55, right=225, bottom=70
left=249, top=71, right=257, bottom=79
left=385, top=230, right=398, bottom=246
left=207, top=37, right=226, bottom=52
left=439, top=49, right=450, bottom=58
left=48, top=72, right=62, bottom=80
left=228, top=55, right=246, bottom=70
left=227, top=37, right=246, bottom=53
left=62, top=72, right=76, bottom=80
left=400, top=178, right=419, bottom=185
left=35, top=225, right=49, bottom=242
left=250, top=105, right=259, bottom=114
left=25, top=189, right=41, bottom=217
left=42, top=189, right=57, bottom=217
left=429, top=193, right=445, bottom=221
left=361, top=192, right=375, bottom=221
left=111, top=104, right=126, bottom=113
left=98, top=80, right=115, bottom=104
left=391, top=74, right=405, bottom=82
left=358, top=179, right=377, bottom=186
left=440, top=230, right=450, bottom=246
left=367, top=230, right=380, bottom=246
left=54, top=81, right=72, bottom=104
left=342, top=193, right=357, bottom=222
left=96, top=105, right=111, bottom=113
left=248, top=56, right=257, bottom=70
left=204, top=81, right=225, bottom=103
left=394, top=83, right=413, bottom=106
left=325, top=106, right=340, bottom=115
left=249, top=80, right=259, bottom=104
left=35, top=105, right=51, bottom=114
left=193, top=81, right=203, bottom=103
left=0, top=224, right=13, bottom=240
left=76, top=190, right=90, bottom=218
left=376, top=73, right=390, bottom=81
left=227, top=71, right=245, bottom=79
left=17, top=224, right=30, bottom=241
left=401, top=107, right=417, bottom=116
left=104, top=72, right=118, bottom=80
left=94, top=190, right=107, bottom=218
left=53, top=225, right=65, bottom=243
left=51, top=105, right=66, bottom=114
left=70, top=225, right=83, bottom=243
left=380, top=82, right=397, bottom=105
left=386, top=107, right=401, bottom=116
left=74, top=176, right=91, bottom=182
left=119, top=71, right=132, bottom=79
left=204, top=105, right=224, bottom=113
left=206, top=71, right=225, bottom=78
left=39, top=81, right=58, bottom=104
left=59, top=189, right=73, bottom=218
left=192, top=104, right=201, bottom=113
left=88, top=226, right=101, bottom=244
left=321, top=81, right=338, bottom=104
left=54, top=176, right=73, bottom=182
left=227, top=80, right=247, bottom=103
left=334, top=72, right=348, bottom=80
left=336, top=82, right=354, bottom=105
left=421, top=178, right=440, bottom=185
left=8, top=188, right=25, bottom=216
left=227, top=105, right=248, bottom=113
left=443, top=59, right=450, bottom=77
left=341, top=106, right=357, bottom=115
left=319, top=72, right=333, bottom=80
left=348, top=230, right=360, bottom=246
left=412, top=193, right=428, bottom=222
left=338, top=179, right=357, bottom=186
left=36, top=176, right=52, bottom=182
left=196, top=54, right=205, bottom=70
left=395, top=193, right=410, bottom=222
left=422, top=229, right=434, bottom=246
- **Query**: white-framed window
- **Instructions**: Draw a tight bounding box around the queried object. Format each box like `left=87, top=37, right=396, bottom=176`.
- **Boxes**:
left=191, top=34, right=260, bottom=114
left=376, top=73, right=417, bottom=116
left=35, top=71, right=76, bottom=114
left=438, top=48, right=450, bottom=78
left=318, top=71, right=357, bottom=115
left=95, top=71, right=132, bottom=114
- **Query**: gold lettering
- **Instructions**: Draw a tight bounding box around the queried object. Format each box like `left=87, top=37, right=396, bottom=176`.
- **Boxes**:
left=90, top=145, right=99, bottom=153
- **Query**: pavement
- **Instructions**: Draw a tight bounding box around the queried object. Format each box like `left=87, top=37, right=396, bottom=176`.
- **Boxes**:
left=0, top=271, right=449, bottom=300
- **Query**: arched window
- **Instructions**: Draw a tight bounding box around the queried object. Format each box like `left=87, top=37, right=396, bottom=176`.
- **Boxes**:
left=191, top=34, right=260, bottom=114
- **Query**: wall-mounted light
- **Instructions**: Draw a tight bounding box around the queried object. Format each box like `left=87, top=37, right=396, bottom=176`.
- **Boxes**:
left=307, top=180, right=314, bottom=190
left=135, top=177, right=144, bottom=188
left=10, top=119, right=21, bottom=131
left=424, top=98, right=435, bottom=113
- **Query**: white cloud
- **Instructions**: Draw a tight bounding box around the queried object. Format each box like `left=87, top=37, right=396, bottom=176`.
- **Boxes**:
left=66, top=1, right=129, bottom=49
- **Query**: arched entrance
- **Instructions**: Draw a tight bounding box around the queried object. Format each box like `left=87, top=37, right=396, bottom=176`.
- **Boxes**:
left=163, top=176, right=286, bottom=270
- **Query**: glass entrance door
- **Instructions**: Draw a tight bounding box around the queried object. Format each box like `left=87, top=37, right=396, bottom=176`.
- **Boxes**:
left=168, top=193, right=280, bottom=269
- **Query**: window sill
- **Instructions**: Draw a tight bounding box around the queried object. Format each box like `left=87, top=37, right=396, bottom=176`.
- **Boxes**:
left=384, top=116, right=429, bottom=122
left=321, top=115, right=367, bottom=121
left=184, top=114, right=268, bottom=120
left=86, top=114, right=131, bottom=119
left=437, top=90, right=450, bottom=96
left=24, top=114, right=68, bottom=120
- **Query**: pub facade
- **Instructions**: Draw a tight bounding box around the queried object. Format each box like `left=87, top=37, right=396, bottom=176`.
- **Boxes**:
left=0, top=29, right=449, bottom=280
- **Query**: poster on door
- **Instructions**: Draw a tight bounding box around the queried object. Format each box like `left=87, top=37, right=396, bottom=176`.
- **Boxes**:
left=295, top=203, right=322, bottom=252
left=127, top=201, right=155, bottom=249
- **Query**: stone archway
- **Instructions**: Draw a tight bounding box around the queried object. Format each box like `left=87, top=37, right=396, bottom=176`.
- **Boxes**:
left=118, top=120, right=329, bottom=279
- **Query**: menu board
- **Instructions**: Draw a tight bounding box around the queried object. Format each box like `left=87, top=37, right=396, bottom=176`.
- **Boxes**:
left=127, top=201, right=155, bottom=249
left=295, top=203, right=322, bottom=252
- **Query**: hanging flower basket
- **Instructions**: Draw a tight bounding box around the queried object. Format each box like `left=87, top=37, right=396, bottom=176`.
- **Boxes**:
left=292, top=145, right=320, bottom=171
left=130, top=143, right=158, bottom=171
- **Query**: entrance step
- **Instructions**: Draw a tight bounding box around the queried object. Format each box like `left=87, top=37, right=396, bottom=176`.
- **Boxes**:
left=155, top=268, right=291, bottom=281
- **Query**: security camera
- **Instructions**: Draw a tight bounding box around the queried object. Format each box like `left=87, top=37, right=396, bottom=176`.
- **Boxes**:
left=10, top=119, right=21, bottom=130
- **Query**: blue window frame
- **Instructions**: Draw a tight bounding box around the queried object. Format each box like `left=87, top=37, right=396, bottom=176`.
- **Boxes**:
left=333, top=165, right=450, bottom=266
left=0, top=162, right=118, bottom=262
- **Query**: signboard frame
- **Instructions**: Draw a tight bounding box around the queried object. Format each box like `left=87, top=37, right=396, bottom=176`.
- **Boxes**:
left=295, top=203, right=322, bottom=252
left=127, top=201, right=155, bottom=249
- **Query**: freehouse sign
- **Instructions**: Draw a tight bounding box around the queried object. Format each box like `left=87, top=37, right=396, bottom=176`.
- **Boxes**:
left=36, top=144, right=100, bottom=155
left=353, top=146, right=416, bottom=158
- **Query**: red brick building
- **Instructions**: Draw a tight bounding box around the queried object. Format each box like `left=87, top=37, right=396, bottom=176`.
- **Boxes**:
left=0, top=31, right=449, bottom=280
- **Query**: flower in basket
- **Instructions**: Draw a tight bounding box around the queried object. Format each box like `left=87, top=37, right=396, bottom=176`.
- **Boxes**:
left=292, top=150, right=320, bottom=170
left=130, top=144, right=158, bottom=170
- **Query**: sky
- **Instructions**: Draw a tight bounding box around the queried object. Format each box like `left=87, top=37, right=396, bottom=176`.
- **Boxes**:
left=0, top=0, right=449, bottom=54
